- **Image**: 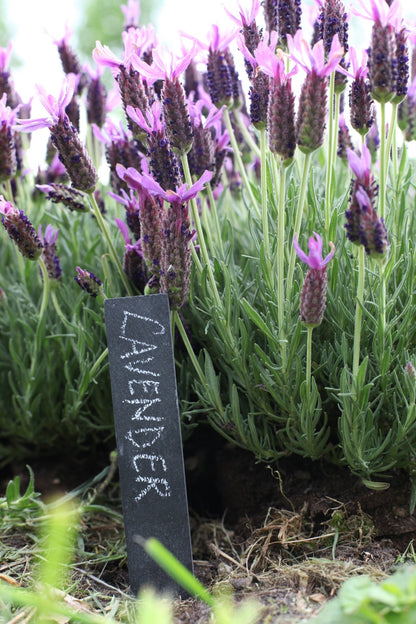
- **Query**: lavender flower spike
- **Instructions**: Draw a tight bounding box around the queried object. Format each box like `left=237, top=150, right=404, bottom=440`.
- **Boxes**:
left=16, top=75, right=97, bottom=193
left=293, top=233, right=335, bottom=270
left=74, top=267, right=104, bottom=299
left=38, top=224, right=62, bottom=281
left=294, top=233, right=335, bottom=328
left=0, top=196, right=43, bottom=260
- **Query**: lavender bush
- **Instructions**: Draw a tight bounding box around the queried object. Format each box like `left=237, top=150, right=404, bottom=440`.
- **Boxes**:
left=0, top=0, right=416, bottom=500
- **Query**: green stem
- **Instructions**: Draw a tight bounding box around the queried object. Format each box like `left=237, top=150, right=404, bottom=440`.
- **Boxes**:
left=234, top=109, right=261, bottom=158
left=181, top=154, right=223, bottom=310
left=172, top=310, right=205, bottom=385
left=222, top=108, right=258, bottom=212
left=26, top=257, right=51, bottom=401
left=353, top=245, right=365, bottom=379
left=207, top=183, right=224, bottom=257
left=88, top=191, right=134, bottom=296
left=89, top=347, right=108, bottom=380
left=325, top=72, right=335, bottom=234
left=4, top=178, right=13, bottom=202
left=306, top=326, right=313, bottom=402
left=277, top=158, right=287, bottom=367
left=260, top=128, right=270, bottom=259
left=378, top=260, right=386, bottom=367
left=379, top=100, right=387, bottom=221
left=287, top=151, right=312, bottom=302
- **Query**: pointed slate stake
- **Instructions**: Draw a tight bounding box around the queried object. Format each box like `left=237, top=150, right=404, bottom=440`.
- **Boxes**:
left=104, top=293, right=193, bottom=595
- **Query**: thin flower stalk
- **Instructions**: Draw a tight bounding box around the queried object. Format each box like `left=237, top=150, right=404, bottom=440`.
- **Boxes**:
left=88, top=191, right=134, bottom=296
left=286, top=151, right=312, bottom=302
left=222, top=107, right=258, bottom=212
left=353, top=244, right=366, bottom=378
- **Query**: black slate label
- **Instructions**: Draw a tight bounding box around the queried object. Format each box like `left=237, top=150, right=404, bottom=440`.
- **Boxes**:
left=104, top=293, right=193, bottom=595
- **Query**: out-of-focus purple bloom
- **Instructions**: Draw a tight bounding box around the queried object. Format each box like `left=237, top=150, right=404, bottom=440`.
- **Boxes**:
left=38, top=224, right=62, bottom=281
left=346, top=144, right=372, bottom=187
left=15, top=74, right=77, bottom=132
left=0, top=42, right=12, bottom=71
left=293, top=232, right=335, bottom=270
left=225, top=0, right=261, bottom=27
left=0, top=93, right=17, bottom=181
left=131, top=44, right=195, bottom=83
left=127, top=100, right=164, bottom=135
left=352, top=0, right=402, bottom=29
left=122, top=0, right=140, bottom=29
left=287, top=30, right=344, bottom=78
left=109, top=187, right=141, bottom=239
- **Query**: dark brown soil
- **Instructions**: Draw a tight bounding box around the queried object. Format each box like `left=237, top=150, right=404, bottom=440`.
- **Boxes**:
left=1, top=427, right=415, bottom=622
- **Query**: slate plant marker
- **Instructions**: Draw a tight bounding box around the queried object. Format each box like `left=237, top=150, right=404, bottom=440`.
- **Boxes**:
left=104, top=293, right=193, bottom=595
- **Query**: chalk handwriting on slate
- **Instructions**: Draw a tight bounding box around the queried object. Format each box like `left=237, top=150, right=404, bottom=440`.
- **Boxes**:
left=105, top=294, right=194, bottom=594
left=119, top=310, right=171, bottom=502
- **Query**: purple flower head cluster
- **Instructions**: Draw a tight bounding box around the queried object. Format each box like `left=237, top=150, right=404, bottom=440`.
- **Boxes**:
left=293, top=233, right=335, bottom=328
left=109, top=187, right=141, bottom=239
left=122, top=0, right=140, bottom=30
left=287, top=30, right=344, bottom=79
left=287, top=31, right=343, bottom=153
left=353, top=0, right=408, bottom=102
left=16, top=75, right=97, bottom=193
left=74, top=267, right=104, bottom=299
left=38, top=224, right=62, bottom=281
left=0, top=196, right=43, bottom=261
left=0, top=93, right=18, bottom=181
left=345, top=145, right=389, bottom=260
left=115, top=217, right=148, bottom=292
left=0, top=42, right=20, bottom=108
left=130, top=44, right=195, bottom=155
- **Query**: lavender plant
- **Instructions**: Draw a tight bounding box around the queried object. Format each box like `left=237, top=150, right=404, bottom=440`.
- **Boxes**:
left=1, top=0, right=416, bottom=499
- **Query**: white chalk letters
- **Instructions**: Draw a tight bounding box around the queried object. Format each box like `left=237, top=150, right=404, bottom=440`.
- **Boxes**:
left=119, top=310, right=171, bottom=502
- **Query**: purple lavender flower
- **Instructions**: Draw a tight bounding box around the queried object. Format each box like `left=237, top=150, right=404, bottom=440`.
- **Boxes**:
left=38, top=224, right=62, bottom=281
left=345, top=145, right=389, bottom=260
left=345, top=47, right=375, bottom=136
left=85, top=65, right=107, bottom=128
left=0, top=196, right=43, bottom=260
left=115, top=218, right=148, bottom=292
left=200, top=24, right=239, bottom=108
left=337, top=113, right=354, bottom=161
left=92, top=119, right=143, bottom=194
left=287, top=31, right=344, bottom=153
left=255, top=36, right=297, bottom=162
left=0, top=42, right=21, bottom=108
left=109, top=187, right=141, bottom=240
left=122, top=0, right=140, bottom=30
left=127, top=101, right=182, bottom=191
left=16, top=75, right=97, bottom=193
left=277, top=0, right=302, bottom=49
left=353, top=0, right=404, bottom=103
left=131, top=46, right=195, bottom=155
left=74, top=267, right=104, bottom=299
left=53, top=25, right=89, bottom=94
left=37, top=183, right=90, bottom=212
left=294, top=233, right=335, bottom=327
left=316, top=0, right=349, bottom=92
left=225, top=0, right=262, bottom=80
left=0, top=93, right=17, bottom=181
left=93, top=35, right=151, bottom=138
left=187, top=101, right=224, bottom=177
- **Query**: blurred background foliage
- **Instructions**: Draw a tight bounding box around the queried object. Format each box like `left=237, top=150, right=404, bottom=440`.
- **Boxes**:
left=76, top=0, right=159, bottom=59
